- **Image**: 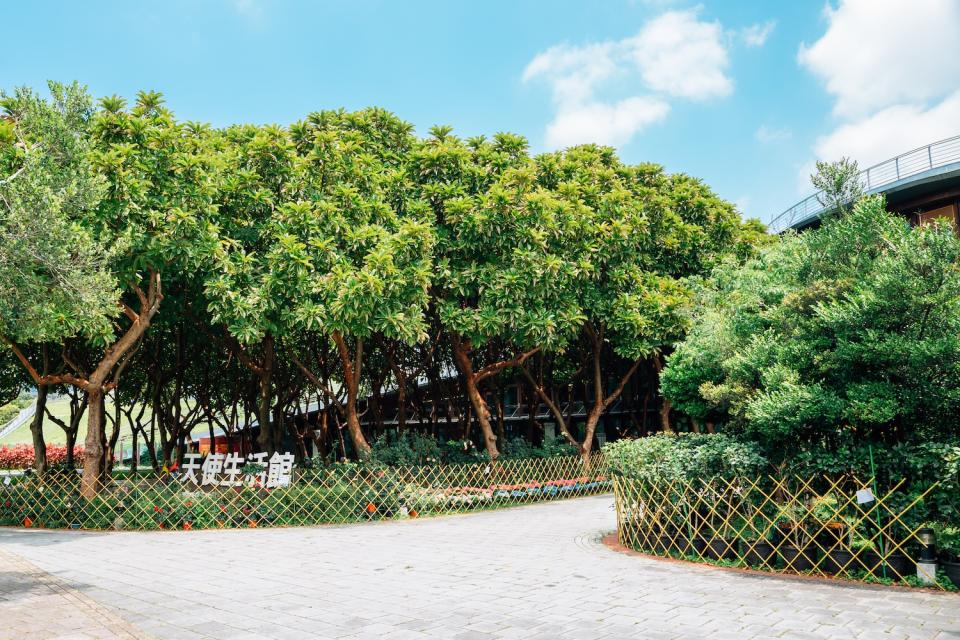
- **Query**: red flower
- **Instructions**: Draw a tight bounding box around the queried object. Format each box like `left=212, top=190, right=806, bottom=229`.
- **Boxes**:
left=153, top=505, right=160, bottom=513
left=366, top=502, right=377, bottom=513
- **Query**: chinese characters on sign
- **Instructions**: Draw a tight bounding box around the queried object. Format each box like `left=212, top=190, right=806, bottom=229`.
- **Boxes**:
left=180, top=452, right=295, bottom=488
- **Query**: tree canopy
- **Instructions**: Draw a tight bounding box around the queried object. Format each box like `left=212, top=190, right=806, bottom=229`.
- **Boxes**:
left=661, top=196, right=960, bottom=459
left=0, top=82, right=764, bottom=488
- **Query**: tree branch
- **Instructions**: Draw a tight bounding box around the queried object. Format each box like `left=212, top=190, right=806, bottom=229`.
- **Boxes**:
left=475, top=347, right=541, bottom=383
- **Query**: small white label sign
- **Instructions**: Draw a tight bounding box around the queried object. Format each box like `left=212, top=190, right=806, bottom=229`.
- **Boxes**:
left=856, top=488, right=875, bottom=505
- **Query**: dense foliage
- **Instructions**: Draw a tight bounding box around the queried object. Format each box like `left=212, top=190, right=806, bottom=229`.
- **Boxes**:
left=0, top=83, right=761, bottom=489
left=662, top=196, right=960, bottom=458
left=604, top=433, right=767, bottom=482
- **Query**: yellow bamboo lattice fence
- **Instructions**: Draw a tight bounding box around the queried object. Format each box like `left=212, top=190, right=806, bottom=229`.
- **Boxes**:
left=612, top=472, right=953, bottom=589
left=0, top=453, right=607, bottom=530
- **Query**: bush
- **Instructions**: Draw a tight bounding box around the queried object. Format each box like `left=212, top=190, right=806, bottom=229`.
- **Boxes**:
left=603, top=433, right=767, bottom=483
left=502, top=435, right=578, bottom=459
left=369, top=432, right=580, bottom=466
left=662, top=197, right=960, bottom=453
left=370, top=432, right=443, bottom=466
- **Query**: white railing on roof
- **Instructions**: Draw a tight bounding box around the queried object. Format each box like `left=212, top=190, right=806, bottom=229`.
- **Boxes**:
left=0, top=402, right=37, bottom=441
left=768, top=134, right=960, bottom=234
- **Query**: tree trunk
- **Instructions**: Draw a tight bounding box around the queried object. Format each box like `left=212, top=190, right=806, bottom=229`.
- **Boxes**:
left=131, top=423, right=138, bottom=475
left=256, top=333, right=275, bottom=454
left=518, top=364, right=578, bottom=449
left=30, top=384, right=48, bottom=473
left=80, top=386, right=105, bottom=499
left=450, top=337, right=499, bottom=460
left=581, top=407, right=601, bottom=468
left=651, top=353, right=674, bottom=435
left=659, top=397, right=673, bottom=434
left=65, top=427, right=78, bottom=468
left=106, top=391, right=122, bottom=474
left=396, top=371, right=407, bottom=433
left=333, top=332, right=372, bottom=459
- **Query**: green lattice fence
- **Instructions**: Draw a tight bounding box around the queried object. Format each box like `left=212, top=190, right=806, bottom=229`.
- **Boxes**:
left=0, top=453, right=607, bottom=530
left=613, top=472, right=956, bottom=590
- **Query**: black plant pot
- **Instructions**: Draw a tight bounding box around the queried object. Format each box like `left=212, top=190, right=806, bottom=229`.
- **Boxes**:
left=706, top=537, right=738, bottom=561
left=814, top=524, right=848, bottom=549
left=669, top=533, right=696, bottom=556
left=633, top=526, right=657, bottom=552
left=691, top=536, right=709, bottom=558
left=781, top=544, right=816, bottom=572
left=656, top=533, right=683, bottom=555
left=820, top=548, right=856, bottom=575
left=862, top=551, right=915, bottom=579
left=942, top=560, right=960, bottom=588
left=743, top=540, right=776, bottom=568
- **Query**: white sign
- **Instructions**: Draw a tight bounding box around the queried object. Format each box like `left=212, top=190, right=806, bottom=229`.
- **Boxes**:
left=855, top=488, right=875, bottom=505
left=180, top=452, right=295, bottom=488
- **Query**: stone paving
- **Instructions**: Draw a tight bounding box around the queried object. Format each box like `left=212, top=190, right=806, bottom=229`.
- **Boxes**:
left=1, top=494, right=958, bottom=639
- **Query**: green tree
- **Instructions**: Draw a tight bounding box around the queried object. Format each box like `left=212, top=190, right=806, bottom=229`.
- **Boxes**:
left=520, top=146, right=750, bottom=457
left=286, top=108, right=434, bottom=459
left=412, top=129, right=585, bottom=459
left=662, top=195, right=960, bottom=458
left=204, top=123, right=304, bottom=454
left=811, top=157, right=863, bottom=215
left=0, top=82, right=119, bottom=477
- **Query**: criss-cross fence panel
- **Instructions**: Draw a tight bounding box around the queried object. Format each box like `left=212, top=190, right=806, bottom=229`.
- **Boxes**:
left=0, top=453, right=607, bottom=530
left=612, top=473, right=952, bottom=589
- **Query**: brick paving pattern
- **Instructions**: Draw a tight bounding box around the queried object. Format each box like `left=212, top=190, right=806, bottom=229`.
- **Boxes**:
left=1, top=495, right=958, bottom=639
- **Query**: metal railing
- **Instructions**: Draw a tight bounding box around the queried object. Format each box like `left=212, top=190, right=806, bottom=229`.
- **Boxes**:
left=769, top=134, right=960, bottom=234
left=0, top=402, right=36, bottom=441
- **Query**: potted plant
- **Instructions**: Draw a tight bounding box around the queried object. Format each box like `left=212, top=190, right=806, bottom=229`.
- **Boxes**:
left=851, top=532, right=915, bottom=580
left=741, top=513, right=777, bottom=569
left=936, top=525, right=960, bottom=587
left=776, top=505, right=816, bottom=572
left=705, top=523, right=739, bottom=561
left=810, top=494, right=848, bottom=549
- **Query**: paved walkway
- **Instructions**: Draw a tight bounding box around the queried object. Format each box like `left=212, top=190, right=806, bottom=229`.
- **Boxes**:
left=0, top=495, right=958, bottom=639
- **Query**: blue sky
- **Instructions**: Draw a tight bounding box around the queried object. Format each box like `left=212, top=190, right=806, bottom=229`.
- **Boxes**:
left=3, top=1, right=959, bottom=223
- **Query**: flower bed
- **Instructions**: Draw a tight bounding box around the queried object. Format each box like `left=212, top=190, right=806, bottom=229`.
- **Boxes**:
left=0, top=444, right=85, bottom=469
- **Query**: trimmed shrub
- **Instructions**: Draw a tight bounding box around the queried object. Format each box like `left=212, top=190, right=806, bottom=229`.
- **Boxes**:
left=603, top=433, right=767, bottom=483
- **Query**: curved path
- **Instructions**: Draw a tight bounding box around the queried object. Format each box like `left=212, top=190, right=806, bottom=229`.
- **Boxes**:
left=1, top=495, right=957, bottom=639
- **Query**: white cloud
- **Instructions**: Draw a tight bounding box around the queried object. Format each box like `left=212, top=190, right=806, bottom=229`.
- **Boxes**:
left=522, top=42, right=619, bottom=106
left=546, top=98, right=670, bottom=148
left=524, top=9, right=742, bottom=149
left=813, top=91, right=960, bottom=169
left=755, top=124, right=792, bottom=144
left=799, top=0, right=960, bottom=119
left=798, top=0, right=960, bottom=189
left=625, top=10, right=732, bottom=100
left=740, top=21, right=776, bottom=47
